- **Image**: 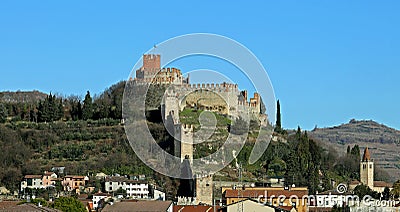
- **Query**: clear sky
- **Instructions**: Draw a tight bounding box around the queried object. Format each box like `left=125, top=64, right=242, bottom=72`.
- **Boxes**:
left=1, top=1, right=399, bottom=130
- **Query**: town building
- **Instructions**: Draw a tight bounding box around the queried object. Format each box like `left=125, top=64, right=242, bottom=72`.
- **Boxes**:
left=308, top=189, right=359, bottom=211
left=62, top=175, right=88, bottom=192
left=105, top=176, right=149, bottom=199
left=219, top=198, right=296, bottom=212
left=42, top=171, right=58, bottom=188
left=102, top=200, right=173, bottom=212
left=222, top=186, right=308, bottom=212
left=92, top=192, right=111, bottom=210
left=20, top=175, right=44, bottom=191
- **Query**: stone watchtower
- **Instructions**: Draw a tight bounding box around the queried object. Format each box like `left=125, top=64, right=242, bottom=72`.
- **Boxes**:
left=174, top=124, right=194, bottom=164
left=360, top=147, right=374, bottom=189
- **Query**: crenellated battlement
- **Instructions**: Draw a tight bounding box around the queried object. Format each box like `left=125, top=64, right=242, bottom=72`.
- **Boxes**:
left=182, top=124, right=194, bottom=132
left=177, top=82, right=239, bottom=92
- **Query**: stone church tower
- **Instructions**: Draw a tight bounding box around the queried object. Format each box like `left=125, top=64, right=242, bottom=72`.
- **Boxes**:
left=360, top=147, right=374, bottom=189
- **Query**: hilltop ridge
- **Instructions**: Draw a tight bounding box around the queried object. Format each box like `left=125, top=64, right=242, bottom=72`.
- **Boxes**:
left=310, top=119, right=400, bottom=145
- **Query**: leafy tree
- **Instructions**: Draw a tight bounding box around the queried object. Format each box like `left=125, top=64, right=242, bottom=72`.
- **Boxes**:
left=115, top=187, right=127, bottom=198
left=390, top=180, right=400, bottom=199
left=0, top=103, right=7, bottom=123
left=52, top=196, right=86, bottom=212
left=353, top=184, right=380, bottom=199
left=82, top=91, right=93, bottom=120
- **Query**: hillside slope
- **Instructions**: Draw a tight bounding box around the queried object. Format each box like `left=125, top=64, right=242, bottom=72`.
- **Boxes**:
left=309, top=119, right=400, bottom=182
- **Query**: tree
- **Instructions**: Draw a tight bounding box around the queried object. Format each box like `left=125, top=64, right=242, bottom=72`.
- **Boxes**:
left=390, top=180, right=400, bottom=199
left=382, top=187, right=390, bottom=200
left=37, top=94, right=63, bottom=122
left=68, top=95, right=82, bottom=121
left=52, top=196, right=86, bottom=212
left=353, top=184, right=380, bottom=199
left=0, top=103, right=7, bottom=123
left=274, top=100, right=282, bottom=133
left=82, top=91, right=93, bottom=120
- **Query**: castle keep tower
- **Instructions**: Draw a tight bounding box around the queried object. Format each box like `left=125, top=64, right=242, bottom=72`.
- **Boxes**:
left=360, top=147, right=374, bottom=189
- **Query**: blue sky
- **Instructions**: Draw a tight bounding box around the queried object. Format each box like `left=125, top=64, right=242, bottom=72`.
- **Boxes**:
left=1, top=1, right=399, bottom=130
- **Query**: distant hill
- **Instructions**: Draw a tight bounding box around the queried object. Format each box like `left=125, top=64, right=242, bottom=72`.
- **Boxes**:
left=310, top=119, right=400, bottom=145
left=0, top=90, right=47, bottom=103
left=309, top=119, right=400, bottom=182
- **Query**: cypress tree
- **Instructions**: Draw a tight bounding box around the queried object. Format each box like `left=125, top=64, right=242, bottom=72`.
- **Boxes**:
left=275, top=100, right=282, bottom=132
left=82, top=91, right=93, bottom=120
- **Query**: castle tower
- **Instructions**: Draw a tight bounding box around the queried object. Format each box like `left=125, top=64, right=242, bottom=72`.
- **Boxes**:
left=174, top=124, right=194, bottom=164
left=360, top=147, right=374, bottom=189
left=142, top=54, right=161, bottom=73
left=195, top=174, right=213, bottom=205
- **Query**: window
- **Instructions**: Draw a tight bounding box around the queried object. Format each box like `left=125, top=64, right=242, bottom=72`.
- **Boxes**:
left=109, top=187, right=112, bottom=191
left=370, top=164, right=372, bottom=168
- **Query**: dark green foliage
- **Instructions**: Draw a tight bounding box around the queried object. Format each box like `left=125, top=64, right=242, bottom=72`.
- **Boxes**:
left=274, top=100, right=282, bottom=133
left=0, top=125, right=32, bottom=191
left=69, top=96, right=82, bottom=121
left=332, top=205, right=350, bottom=212
left=93, top=81, right=125, bottom=120
left=333, top=145, right=360, bottom=180
left=52, top=196, right=86, bottom=212
left=38, top=94, right=63, bottom=122
left=353, top=184, right=380, bottom=199
left=283, top=128, right=322, bottom=194
left=0, top=103, right=7, bottom=123
left=115, top=187, right=127, bottom=197
left=82, top=91, right=93, bottom=120
left=391, top=180, right=400, bottom=198
left=382, top=187, right=390, bottom=200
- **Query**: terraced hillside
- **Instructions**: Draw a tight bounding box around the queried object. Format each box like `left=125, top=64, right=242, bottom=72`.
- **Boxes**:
left=309, top=119, right=400, bottom=182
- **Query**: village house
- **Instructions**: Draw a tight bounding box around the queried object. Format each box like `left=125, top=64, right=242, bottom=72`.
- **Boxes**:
left=42, top=171, right=58, bottom=188
left=92, top=192, right=111, bottom=210
left=62, top=175, right=89, bottom=192
left=105, top=176, right=149, bottom=199
left=218, top=198, right=296, bottom=212
left=20, top=175, right=44, bottom=191
left=222, top=186, right=308, bottom=212
left=102, top=200, right=173, bottom=212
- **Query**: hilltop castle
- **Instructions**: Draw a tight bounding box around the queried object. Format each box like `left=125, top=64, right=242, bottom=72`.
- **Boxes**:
left=132, top=54, right=268, bottom=205
left=133, top=54, right=262, bottom=118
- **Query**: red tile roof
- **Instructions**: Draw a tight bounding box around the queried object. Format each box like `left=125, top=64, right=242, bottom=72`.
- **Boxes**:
left=373, top=181, right=392, bottom=188
left=24, top=175, right=42, bottom=179
left=43, top=172, right=55, bottom=176
left=362, top=147, right=371, bottom=162
left=93, top=192, right=111, bottom=197
left=102, top=201, right=173, bottom=212
left=173, top=205, right=220, bottom=212
left=224, top=189, right=308, bottom=199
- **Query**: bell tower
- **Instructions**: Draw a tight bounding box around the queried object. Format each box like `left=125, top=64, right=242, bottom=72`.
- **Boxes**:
left=360, top=147, right=374, bottom=189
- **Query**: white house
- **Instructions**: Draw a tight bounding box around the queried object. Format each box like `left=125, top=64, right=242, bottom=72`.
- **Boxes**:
left=21, top=175, right=44, bottom=191
left=105, top=176, right=149, bottom=199
left=92, top=192, right=111, bottom=209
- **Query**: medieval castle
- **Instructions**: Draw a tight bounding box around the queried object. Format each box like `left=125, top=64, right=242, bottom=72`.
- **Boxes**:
left=132, top=54, right=267, bottom=205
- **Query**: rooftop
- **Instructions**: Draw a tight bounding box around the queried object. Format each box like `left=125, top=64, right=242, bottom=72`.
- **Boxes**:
left=102, top=201, right=173, bottom=212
